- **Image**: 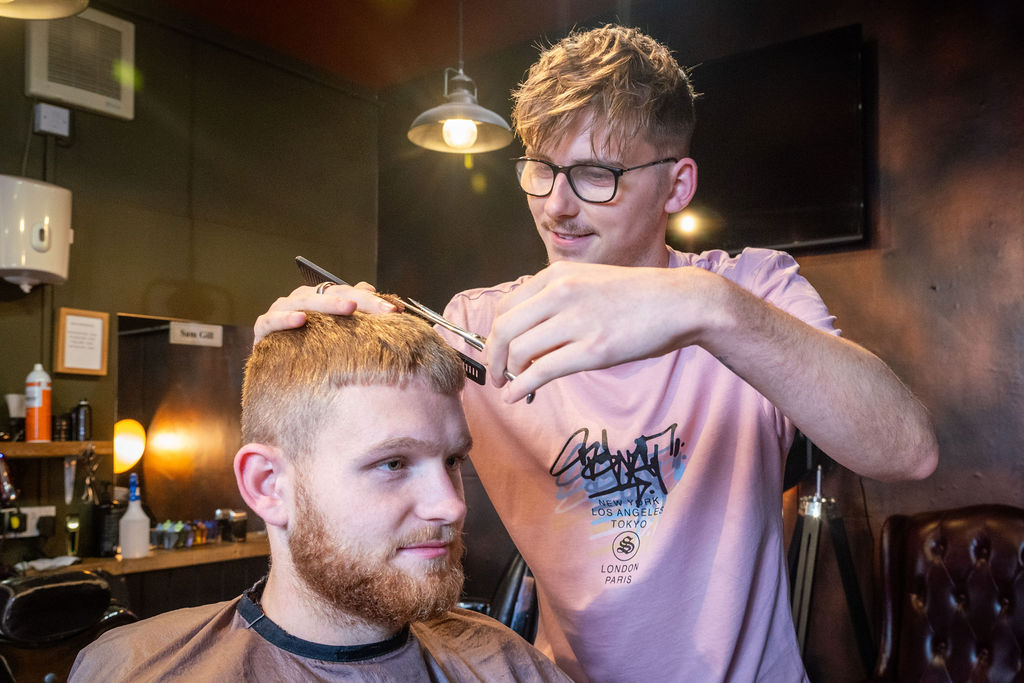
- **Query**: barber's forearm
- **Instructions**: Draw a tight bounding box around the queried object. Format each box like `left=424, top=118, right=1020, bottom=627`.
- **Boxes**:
left=695, top=279, right=938, bottom=481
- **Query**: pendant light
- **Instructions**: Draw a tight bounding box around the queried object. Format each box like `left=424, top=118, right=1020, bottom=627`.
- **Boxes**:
left=407, top=0, right=512, bottom=154
left=0, top=0, right=87, bottom=19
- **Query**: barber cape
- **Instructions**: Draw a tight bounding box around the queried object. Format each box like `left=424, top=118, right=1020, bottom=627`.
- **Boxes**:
left=69, top=578, right=570, bottom=682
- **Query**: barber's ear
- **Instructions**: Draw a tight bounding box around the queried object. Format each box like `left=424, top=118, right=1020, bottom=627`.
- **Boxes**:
left=664, top=157, right=697, bottom=214
left=234, top=443, right=291, bottom=529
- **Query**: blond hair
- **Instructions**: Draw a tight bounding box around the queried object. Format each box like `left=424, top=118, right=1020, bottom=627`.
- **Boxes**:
left=512, top=25, right=697, bottom=157
left=241, top=312, right=465, bottom=459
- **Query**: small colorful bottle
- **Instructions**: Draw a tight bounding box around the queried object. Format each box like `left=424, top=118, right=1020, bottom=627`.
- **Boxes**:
left=25, top=363, right=51, bottom=442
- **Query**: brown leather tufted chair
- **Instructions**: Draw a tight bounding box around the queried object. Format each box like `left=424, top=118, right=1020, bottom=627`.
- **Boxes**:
left=871, top=504, right=1024, bottom=682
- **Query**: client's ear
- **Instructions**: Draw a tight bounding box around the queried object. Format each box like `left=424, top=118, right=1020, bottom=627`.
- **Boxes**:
left=234, top=443, right=290, bottom=528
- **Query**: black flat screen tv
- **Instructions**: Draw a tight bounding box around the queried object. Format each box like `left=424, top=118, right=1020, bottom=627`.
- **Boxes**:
left=668, top=24, right=868, bottom=255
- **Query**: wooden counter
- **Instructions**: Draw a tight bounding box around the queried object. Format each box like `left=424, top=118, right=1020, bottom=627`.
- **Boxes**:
left=1, top=440, right=113, bottom=458
left=30, top=533, right=270, bottom=576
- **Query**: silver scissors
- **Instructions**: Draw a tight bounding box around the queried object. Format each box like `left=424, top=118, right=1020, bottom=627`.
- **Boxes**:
left=404, top=297, right=534, bottom=404
left=297, top=256, right=535, bottom=404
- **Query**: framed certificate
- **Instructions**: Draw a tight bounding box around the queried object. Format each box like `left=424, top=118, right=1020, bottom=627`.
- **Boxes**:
left=54, top=307, right=109, bottom=375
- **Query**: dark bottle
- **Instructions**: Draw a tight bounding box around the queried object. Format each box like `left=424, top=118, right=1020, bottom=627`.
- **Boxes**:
left=94, top=484, right=124, bottom=557
left=73, top=399, right=92, bottom=441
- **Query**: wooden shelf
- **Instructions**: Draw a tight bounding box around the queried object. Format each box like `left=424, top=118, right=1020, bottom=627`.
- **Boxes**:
left=0, top=441, right=113, bottom=458
left=28, top=533, right=270, bottom=576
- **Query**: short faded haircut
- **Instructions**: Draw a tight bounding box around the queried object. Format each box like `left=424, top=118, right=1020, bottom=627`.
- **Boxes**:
left=512, top=24, right=697, bottom=157
left=241, top=312, right=465, bottom=460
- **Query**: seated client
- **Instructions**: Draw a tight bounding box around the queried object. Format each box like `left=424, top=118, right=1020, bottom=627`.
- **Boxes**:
left=70, top=312, right=569, bottom=681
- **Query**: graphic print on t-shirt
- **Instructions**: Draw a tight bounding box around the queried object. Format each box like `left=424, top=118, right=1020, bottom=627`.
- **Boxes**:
left=548, top=424, right=686, bottom=586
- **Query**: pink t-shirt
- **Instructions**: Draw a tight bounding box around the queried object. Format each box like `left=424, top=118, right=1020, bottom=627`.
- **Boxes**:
left=442, top=248, right=837, bottom=682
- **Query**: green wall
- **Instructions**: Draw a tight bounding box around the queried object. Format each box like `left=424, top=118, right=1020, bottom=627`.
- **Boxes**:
left=0, top=1, right=380, bottom=442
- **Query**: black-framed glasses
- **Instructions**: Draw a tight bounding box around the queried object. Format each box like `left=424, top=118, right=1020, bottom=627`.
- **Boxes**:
left=513, top=157, right=678, bottom=204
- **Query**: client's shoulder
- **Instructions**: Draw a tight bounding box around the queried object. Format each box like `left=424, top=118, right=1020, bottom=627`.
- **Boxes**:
left=102, top=597, right=240, bottom=643
left=418, top=606, right=519, bottom=636
left=69, top=598, right=242, bottom=682
left=411, top=609, right=571, bottom=681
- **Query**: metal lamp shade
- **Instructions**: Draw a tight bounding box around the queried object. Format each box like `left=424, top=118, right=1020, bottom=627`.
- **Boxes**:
left=408, top=88, right=513, bottom=154
left=0, top=0, right=88, bottom=19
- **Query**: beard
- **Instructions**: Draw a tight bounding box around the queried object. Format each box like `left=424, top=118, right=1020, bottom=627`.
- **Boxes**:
left=287, top=477, right=465, bottom=628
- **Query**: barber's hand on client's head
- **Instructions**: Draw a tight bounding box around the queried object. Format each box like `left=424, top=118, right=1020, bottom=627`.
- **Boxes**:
left=253, top=282, right=399, bottom=343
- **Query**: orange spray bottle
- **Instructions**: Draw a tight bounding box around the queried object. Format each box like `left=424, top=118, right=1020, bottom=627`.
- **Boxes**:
left=25, top=363, right=52, bottom=442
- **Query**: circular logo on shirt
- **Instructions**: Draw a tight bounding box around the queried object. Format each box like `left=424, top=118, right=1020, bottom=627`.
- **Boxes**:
left=612, top=531, right=640, bottom=561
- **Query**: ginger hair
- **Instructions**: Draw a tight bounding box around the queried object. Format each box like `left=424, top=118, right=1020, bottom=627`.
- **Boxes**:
left=241, top=312, right=464, bottom=460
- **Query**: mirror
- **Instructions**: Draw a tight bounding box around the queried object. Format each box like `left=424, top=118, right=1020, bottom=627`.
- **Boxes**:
left=116, top=314, right=259, bottom=530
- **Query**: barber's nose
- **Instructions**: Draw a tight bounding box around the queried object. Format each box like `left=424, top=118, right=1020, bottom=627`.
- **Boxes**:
left=543, top=172, right=580, bottom=218
left=417, top=466, right=467, bottom=525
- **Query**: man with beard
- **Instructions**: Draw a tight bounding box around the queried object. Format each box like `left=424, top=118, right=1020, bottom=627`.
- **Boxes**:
left=69, top=312, right=569, bottom=682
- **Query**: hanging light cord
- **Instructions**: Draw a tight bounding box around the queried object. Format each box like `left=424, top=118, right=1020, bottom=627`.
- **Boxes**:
left=457, top=0, right=464, bottom=74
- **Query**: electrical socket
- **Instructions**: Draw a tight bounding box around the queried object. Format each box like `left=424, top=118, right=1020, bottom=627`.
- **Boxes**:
left=2, top=505, right=56, bottom=538
left=33, top=102, right=70, bottom=137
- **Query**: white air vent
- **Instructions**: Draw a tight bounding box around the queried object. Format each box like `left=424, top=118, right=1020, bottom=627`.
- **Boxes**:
left=25, top=8, right=135, bottom=120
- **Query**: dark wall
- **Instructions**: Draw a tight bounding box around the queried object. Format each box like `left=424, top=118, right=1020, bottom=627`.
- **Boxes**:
left=377, top=40, right=545, bottom=305
left=117, top=318, right=256, bottom=529
left=378, top=1, right=1024, bottom=680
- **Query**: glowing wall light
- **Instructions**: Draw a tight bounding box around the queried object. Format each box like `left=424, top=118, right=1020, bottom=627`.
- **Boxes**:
left=113, top=418, right=146, bottom=473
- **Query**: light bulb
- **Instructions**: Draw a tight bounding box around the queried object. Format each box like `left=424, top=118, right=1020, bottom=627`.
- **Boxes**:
left=442, top=118, right=478, bottom=149
left=113, top=418, right=146, bottom=473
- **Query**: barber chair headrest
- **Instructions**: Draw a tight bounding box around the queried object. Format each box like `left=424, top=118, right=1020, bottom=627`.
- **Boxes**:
left=0, top=570, right=111, bottom=645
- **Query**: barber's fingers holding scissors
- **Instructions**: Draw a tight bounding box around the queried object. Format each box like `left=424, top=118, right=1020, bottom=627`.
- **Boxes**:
left=253, top=282, right=398, bottom=343
left=485, top=261, right=718, bottom=402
